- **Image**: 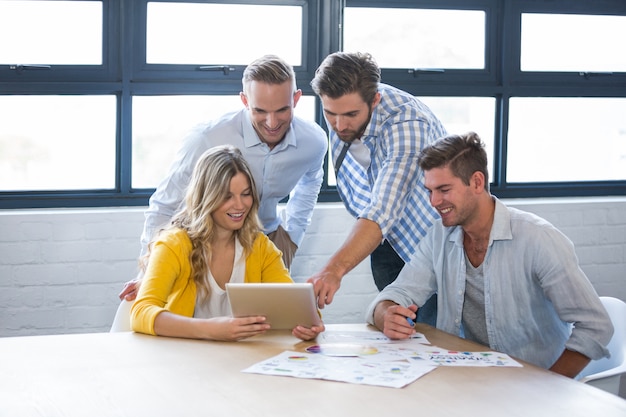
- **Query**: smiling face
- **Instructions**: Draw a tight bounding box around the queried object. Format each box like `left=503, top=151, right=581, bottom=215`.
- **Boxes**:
left=211, top=172, right=254, bottom=234
left=320, top=91, right=380, bottom=143
left=424, top=165, right=480, bottom=228
left=240, top=80, right=301, bottom=149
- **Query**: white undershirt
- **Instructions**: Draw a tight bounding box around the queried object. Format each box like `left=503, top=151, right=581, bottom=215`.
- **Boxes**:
left=193, top=238, right=245, bottom=318
left=348, top=139, right=371, bottom=168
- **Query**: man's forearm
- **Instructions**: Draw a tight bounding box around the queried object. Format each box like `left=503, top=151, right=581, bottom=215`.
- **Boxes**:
left=549, top=349, right=591, bottom=378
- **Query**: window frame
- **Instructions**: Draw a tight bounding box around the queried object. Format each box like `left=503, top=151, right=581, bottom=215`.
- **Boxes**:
left=346, top=0, right=626, bottom=199
left=0, top=0, right=625, bottom=210
left=0, top=0, right=119, bottom=84
left=497, top=0, right=626, bottom=197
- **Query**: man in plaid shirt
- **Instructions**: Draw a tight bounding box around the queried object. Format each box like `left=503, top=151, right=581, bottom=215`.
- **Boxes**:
left=309, top=52, right=447, bottom=325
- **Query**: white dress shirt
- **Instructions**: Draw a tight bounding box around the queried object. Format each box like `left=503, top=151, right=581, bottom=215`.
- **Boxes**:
left=141, top=109, right=328, bottom=255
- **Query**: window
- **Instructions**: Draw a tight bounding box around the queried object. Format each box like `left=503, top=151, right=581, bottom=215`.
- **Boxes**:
left=342, top=3, right=495, bottom=185
left=508, top=97, right=626, bottom=183
left=1, top=0, right=625, bottom=209
left=145, top=3, right=303, bottom=65
left=344, top=7, right=485, bottom=69
left=520, top=13, right=626, bottom=72
left=0, top=0, right=321, bottom=208
left=343, top=0, right=626, bottom=198
left=0, top=0, right=103, bottom=66
left=132, top=94, right=317, bottom=188
left=0, top=95, right=116, bottom=191
left=506, top=0, right=626, bottom=195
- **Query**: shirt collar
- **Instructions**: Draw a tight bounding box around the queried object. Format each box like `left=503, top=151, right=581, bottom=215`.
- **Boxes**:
left=490, top=197, right=513, bottom=242
left=241, top=109, right=296, bottom=150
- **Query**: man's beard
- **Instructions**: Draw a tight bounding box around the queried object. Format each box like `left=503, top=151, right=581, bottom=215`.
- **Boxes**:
left=336, top=107, right=372, bottom=143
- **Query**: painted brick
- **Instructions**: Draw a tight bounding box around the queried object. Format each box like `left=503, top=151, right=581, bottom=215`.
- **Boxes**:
left=0, top=242, right=40, bottom=265
left=50, top=220, right=85, bottom=241
left=13, top=263, right=78, bottom=286
left=20, top=221, right=54, bottom=241
left=0, top=197, right=625, bottom=337
left=40, top=240, right=104, bottom=263
left=84, top=221, right=117, bottom=240
left=0, top=286, right=45, bottom=309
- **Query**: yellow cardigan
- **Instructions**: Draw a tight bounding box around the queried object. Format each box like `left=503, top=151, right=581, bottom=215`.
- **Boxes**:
left=131, top=228, right=292, bottom=335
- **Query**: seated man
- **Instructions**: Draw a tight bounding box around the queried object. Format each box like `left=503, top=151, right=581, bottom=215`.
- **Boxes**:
left=366, top=131, right=613, bottom=378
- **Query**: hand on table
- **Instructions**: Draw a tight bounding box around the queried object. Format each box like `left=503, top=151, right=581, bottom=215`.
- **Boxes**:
left=378, top=303, right=418, bottom=340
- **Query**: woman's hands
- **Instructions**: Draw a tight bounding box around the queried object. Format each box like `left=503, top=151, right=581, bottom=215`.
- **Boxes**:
left=209, top=318, right=325, bottom=342
left=154, top=311, right=325, bottom=342
left=204, top=316, right=271, bottom=341
left=292, top=323, right=326, bottom=341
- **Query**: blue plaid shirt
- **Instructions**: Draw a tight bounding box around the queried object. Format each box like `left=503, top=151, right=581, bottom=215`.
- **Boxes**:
left=330, top=84, right=447, bottom=262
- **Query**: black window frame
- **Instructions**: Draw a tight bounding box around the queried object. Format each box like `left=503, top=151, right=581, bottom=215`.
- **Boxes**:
left=0, top=0, right=625, bottom=210
left=347, top=0, right=626, bottom=199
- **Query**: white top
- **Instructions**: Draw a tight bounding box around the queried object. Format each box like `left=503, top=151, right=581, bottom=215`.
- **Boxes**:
left=348, top=138, right=371, bottom=168
left=193, top=238, right=245, bottom=318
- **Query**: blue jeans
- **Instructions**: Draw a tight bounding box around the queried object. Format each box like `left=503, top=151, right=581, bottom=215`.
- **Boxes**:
left=370, top=240, right=438, bottom=327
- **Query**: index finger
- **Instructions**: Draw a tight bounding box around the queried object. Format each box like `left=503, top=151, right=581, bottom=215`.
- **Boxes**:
left=309, top=278, right=328, bottom=309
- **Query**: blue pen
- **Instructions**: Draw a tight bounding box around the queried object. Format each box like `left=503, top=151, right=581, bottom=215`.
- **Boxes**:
left=406, top=317, right=415, bottom=326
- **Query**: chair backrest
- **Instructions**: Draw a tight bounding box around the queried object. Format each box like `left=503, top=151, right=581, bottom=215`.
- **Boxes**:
left=110, top=299, right=133, bottom=332
left=578, top=296, right=626, bottom=378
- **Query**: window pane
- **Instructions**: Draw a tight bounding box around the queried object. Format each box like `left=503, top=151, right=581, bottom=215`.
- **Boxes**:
left=344, top=8, right=485, bottom=69
left=0, top=0, right=102, bottom=65
left=146, top=2, right=302, bottom=65
left=521, top=13, right=626, bottom=72
left=132, top=95, right=316, bottom=188
left=421, top=97, right=495, bottom=178
left=0, top=96, right=116, bottom=191
left=327, top=97, right=495, bottom=186
left=508, top=98, right=626, bottom=182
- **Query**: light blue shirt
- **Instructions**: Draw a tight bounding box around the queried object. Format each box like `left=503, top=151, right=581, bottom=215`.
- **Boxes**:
left=330, top=83, right=447, bottom=262
left=366, top=197, right=613, bottom=369
left=141, top=109, right=328, bottom=255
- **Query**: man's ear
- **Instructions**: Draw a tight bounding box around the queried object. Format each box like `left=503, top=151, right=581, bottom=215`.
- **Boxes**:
left=240, top=92, right=248, bottom=108
left=471, top=171, right=485, bottom=192
left=293, top=89, right=303, bottom=107
left=371, top=92, right=382, bottom=109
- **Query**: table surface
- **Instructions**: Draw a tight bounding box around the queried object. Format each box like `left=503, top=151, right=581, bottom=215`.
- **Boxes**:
left=2, top=323, right=626, bottom=417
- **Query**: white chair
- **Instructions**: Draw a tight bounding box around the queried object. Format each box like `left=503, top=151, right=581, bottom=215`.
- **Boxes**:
left=110, top=299, right=133, bottom=332
left=578, top=296, right=626, bottom=395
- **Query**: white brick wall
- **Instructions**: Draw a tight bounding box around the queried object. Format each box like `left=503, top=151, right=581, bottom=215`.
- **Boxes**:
left=1, top=198, right=625, bottom=337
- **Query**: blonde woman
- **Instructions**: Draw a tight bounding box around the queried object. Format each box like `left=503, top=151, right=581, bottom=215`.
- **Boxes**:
left=131, top=145, right=324, bottom=341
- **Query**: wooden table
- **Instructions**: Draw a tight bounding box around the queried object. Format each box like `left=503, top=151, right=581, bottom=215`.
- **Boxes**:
left=2, top=323, right=625, bottom=417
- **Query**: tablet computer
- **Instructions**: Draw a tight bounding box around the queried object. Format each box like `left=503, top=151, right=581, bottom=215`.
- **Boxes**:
left=226, top=282, right=322, bottom=330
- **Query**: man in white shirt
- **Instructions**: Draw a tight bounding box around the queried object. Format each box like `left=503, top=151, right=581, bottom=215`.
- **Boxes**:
left=367, top=132, right=612, bottom=378
left=119, top=55, right=328, bottom=300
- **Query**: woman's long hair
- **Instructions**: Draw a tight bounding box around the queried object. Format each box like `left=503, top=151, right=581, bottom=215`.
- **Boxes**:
left=143, top=145, right=261, bottom=300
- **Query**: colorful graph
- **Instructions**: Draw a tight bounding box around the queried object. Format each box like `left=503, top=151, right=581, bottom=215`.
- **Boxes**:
left=306, top=344, right=379, bottom=356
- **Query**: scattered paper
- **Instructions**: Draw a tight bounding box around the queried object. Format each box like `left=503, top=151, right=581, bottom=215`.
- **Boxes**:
left=317, top=329, right=430, bottom=345
left=403, top=344, right=522, bottom=367
left=242, top=350, right=437, bottom=389
left=242, top=328, right=522, bottom=388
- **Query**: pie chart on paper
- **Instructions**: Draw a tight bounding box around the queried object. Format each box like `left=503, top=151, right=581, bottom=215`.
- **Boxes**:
left=306, top=344, right=379, bottom=357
